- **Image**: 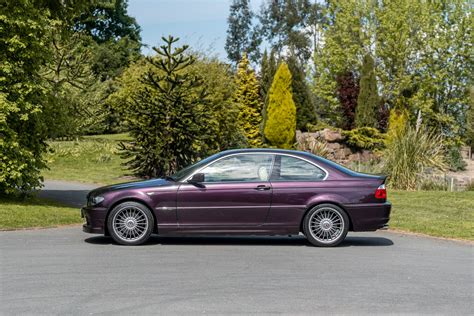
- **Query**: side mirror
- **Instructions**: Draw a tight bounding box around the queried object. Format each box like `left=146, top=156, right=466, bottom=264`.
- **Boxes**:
left=187, top=173, right=205, bottom=187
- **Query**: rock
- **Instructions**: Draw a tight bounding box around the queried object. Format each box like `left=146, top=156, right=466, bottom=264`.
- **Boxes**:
left=347, top=153, right=360, bottom=162
left=321, top=128, right=344, bottom=142
left=326, top=142, right=341, bottom=151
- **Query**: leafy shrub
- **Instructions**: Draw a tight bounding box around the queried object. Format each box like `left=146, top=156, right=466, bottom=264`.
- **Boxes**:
left=306, top=122, right=332, bottom=132
left=342, top=127, right=386, bottom=150
left=382, top=125, right=447, bottom=190
left=419, top=177, right=448, bottom=191
left=466, top=181, right=474, bottom=192
left=446, top=146, right=467, bottom=171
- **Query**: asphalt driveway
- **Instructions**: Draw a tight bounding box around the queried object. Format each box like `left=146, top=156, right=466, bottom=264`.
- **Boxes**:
left=1, top=180, right=472, bottom=314
left=1, top=227, right=473, bottom=315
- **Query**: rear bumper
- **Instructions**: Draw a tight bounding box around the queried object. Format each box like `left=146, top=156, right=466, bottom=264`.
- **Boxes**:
left=81, top=206, right=107, bottom=234
left=343, top=202, right=391, bottom=231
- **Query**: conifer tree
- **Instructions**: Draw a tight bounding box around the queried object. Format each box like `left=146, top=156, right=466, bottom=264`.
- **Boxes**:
left=287, top=55, right=316, bottom=131
left=467, top=87, right=474, bottom=150
left=117, top=36, right=216, bottom=178
left=260, top=49, right=277, bottom=133
left=355, top=54, right=378, bottom=128
left=264, top=63, right=296, bottom=148
left=234, top=54, right=263, bottom=147
left=260, top=49, right=277, bottom=103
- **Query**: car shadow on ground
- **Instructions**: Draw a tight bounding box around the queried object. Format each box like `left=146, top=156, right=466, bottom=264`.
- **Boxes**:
left=84, top=235, right=394, bottom=247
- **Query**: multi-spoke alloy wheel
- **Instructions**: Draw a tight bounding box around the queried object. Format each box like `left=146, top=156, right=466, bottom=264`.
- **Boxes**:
left=303, top=204, right=349, bottom=247
left=107, top=202, right=154, bottom=245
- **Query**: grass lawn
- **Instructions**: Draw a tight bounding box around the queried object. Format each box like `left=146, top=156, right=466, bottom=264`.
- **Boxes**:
left=42, top=133, right=135, bottom=185
left=389, top=190, right=474, bottom=240
left=0, top=196, right=81, bottom=230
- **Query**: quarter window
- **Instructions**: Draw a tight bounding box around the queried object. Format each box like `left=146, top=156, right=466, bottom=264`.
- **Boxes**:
left=272, top=156, right=326, bottom=181
left=199, top=154, right=274, bottom=183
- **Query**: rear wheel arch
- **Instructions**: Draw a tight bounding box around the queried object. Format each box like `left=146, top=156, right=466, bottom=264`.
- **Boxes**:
left=104, top=198, right=158, bottom=236
left=300, top=201, right=353, bottom=233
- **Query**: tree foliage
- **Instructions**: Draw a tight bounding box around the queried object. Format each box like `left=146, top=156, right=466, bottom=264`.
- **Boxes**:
left=287, top=55, right=316, bottom=131
left=355, top=54, right=378, bottom=128
left=259, top=49, right=277, bottom=133
left=313, top=0, right=471, bottom=137
left=189, top=55, right=246, bottom=150
left=467, top=87, right=474, bottom=150
left=225, top=0, right=260, bottom=64
left=0, top=0, right=51, bottom=194
left=258, top=0, right=324, bottom=63
left=75, top=0, right=141, bottom=44
left=336, top=71, right=359, bottom=130
left=234, top=54, right=263, bottom=147
left=264, top=62, right=296, bottom=148
left=115, top=36, right=216, bottom=178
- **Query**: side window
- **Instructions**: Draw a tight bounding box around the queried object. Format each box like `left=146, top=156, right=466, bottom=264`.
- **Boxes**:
left=199, top=154, right=274, bottom=183
left=272, top=156, right=326, bottom=181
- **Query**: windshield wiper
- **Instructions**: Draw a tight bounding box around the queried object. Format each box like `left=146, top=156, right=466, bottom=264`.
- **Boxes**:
left=164, top=176, right=176, bottom=182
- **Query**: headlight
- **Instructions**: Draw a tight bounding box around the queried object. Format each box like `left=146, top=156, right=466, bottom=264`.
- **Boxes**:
left=88, top=196, right=105, bottom=206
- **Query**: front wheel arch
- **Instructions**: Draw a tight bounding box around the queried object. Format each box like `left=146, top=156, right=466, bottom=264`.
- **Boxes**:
left=104, top=198, right=158, bottom=236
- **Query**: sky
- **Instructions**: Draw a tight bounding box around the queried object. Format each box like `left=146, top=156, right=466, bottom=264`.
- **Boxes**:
left=128, top=0, right=264, bottom=60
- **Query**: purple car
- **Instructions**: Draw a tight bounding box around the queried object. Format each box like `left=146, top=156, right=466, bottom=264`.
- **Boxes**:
left=82, top=149, right=391, bottom=247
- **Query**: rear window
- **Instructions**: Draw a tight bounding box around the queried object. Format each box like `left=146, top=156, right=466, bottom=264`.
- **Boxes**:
left=272, top=156, right=326, bottom=181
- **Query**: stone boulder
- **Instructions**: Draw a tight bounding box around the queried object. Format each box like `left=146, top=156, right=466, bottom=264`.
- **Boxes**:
left=321, top=128, right=344, bottom=142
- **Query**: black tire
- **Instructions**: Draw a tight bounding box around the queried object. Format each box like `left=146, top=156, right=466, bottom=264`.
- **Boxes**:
left=107, top=201, right=154, bottom=245
left=303, top=203, right=349, bottom=247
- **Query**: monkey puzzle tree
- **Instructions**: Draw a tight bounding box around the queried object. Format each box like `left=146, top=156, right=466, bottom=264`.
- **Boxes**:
left=117, top=36, right=216, bottom=178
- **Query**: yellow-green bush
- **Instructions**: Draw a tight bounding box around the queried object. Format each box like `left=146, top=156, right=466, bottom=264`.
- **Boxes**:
left=264, top=63, right=296, bottom=149
left=342, top=127, right=386, bottom=150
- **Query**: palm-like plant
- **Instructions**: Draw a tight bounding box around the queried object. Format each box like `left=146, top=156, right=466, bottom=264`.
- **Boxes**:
left=383, top=125, right=447, bottom=190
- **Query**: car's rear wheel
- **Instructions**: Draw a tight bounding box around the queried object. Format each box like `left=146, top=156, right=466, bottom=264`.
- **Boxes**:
left=107, top=202, right=154, bottom=245
left=303, top=204, right=349, bottom=247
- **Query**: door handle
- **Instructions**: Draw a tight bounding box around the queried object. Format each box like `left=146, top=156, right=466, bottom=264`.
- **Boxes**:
left=254, top=185, right=271, bottom=191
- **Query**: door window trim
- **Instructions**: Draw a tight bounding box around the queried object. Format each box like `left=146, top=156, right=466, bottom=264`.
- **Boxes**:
left=183, top=152, right=328, bottom=183
left=183, top=152, right=275, bottom=184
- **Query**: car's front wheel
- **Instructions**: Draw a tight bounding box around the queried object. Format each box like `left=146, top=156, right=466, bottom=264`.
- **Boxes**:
left=107, top=201, right=154, bottom=245
left=303, top=204, right=349, bottom=247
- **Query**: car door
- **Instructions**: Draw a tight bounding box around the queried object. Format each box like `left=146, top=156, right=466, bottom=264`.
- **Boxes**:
left=266, top=154, right=328, bottom=229
left=176, top=153, right=274, bottom=230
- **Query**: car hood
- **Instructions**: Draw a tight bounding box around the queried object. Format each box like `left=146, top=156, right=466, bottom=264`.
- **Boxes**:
left=89, top=178, right=173, bottom=196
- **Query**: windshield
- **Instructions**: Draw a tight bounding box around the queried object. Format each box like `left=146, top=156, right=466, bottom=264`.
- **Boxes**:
left=169, top=152, right=222, bottom=181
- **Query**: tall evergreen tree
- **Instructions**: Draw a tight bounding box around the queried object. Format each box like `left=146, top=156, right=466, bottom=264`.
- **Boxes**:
left=287, top=55, right=316, bottom=131
left=264, top=63, right=296, bottom=149
left=225, top=0, right=253, bottom=65
left=336, top=71, right=359, bottom=130
left=355, top=54, right=378, bottom=128
left=234, top=54, right=263, bottom=147
left=258, top=0, right=321, bottom=63
left=117, top=36, right=216, bottom=178
left=467, top=87, right=474, bottom=150
left=260, top=49, right=277, bottom=133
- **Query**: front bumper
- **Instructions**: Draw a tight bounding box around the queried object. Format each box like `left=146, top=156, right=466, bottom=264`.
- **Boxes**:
left=343, top=202, right=391, bottom=232
left=81, top=206, right=107, bottom=234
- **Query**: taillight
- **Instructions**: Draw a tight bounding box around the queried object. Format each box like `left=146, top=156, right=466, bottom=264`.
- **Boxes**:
left=375, top=184, right=387, bottom=200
